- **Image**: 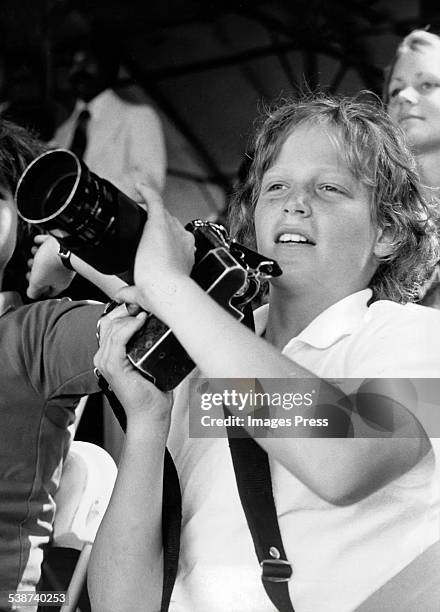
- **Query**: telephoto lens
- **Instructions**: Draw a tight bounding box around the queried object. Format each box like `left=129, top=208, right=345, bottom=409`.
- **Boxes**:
left=16, top=148, right=282, bottom=390
left=15, top=148, right=147, bottom=274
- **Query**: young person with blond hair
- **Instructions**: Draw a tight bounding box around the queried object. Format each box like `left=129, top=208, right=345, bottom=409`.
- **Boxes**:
left=89, top=95, right=440, bottom=612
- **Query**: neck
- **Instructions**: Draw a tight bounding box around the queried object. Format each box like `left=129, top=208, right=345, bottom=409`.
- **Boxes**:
left=264, top=284, right=368, bottom=349
left=263, top=286, right=332, bottom=349
left=415, top=149, right=440, bottom=189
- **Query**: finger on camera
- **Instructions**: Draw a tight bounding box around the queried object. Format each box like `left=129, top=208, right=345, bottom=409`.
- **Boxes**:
left=115, top=286, right=142, bottom=309
left=107, top=302, right=129, bottom=318
left=99, top=308, right=145, bottom=344
left=27, top=285, right=51, bottom=300
left=98, top=303, right=130, bottom=336
left=126, top=302, right=143, bottom=316
left=106, top=311, right=145, bottom=340
left=34, top=234, right=51, bottom=245
left=94, top=318, right=141, bottom=373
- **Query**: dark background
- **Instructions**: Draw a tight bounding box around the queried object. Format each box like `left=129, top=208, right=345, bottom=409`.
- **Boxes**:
left=1, top=0, right=439, bottom=220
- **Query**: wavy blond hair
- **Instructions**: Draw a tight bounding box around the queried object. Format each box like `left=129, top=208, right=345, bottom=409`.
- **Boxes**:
left=228, top=94, right=440, bottom=303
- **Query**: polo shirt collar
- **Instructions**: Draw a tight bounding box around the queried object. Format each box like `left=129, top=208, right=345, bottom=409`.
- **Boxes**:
left=0, top=291, right=23, bottom=317
left=254, top=289, right=372, bottom=350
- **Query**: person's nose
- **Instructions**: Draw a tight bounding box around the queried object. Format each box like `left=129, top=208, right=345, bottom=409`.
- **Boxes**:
left=396, top=85, right=419, bottom=106
left=70, top=51, right=88, bottom=73
left=282, top=191, right=312, bottom=217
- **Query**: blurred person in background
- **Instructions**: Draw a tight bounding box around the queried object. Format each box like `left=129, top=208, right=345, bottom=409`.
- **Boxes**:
left=385, top=28, right=440, bottom=307
left=0, top=117, right=117, bottom=609
left=43, top=30, right=167, bottom=457
left=52, top=32, right=166, bottom=201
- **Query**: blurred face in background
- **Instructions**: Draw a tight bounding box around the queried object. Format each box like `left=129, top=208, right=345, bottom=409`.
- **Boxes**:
left=68, top=47, right=118, bottom=103
left=0, top=184, right=17, bottom=277
left=387, top=43, right=440, bottom=154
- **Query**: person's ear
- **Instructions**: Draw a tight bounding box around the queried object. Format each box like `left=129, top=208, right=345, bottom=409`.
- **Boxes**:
left=373, top=225, right=396, bottom=259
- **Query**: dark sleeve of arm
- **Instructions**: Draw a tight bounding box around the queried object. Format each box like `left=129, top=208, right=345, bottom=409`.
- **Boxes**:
left=19, top=298, right=105, bottom=399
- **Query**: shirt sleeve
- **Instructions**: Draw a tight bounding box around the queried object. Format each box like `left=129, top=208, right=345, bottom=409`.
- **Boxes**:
left=16, top=298, right=105, bottom=400
left=343, top=302, right=440, bottom=439
left=0, top=298, right=104, bottom=592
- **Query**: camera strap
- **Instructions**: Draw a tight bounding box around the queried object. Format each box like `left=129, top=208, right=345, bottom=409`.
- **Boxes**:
left=226, top=431, right=294, bottom=611
left=95, top=301, right=292, bottom=611
left=224, top=303, right=294, bottom=612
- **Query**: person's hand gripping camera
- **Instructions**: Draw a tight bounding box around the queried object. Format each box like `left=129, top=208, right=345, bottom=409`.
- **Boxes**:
left=116, top=183, right=196, bottom=327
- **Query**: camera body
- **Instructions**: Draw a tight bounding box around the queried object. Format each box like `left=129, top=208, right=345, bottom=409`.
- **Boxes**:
left=16, top=149, right=281, bottom=390
left=126, top=220, right=280, bottom=389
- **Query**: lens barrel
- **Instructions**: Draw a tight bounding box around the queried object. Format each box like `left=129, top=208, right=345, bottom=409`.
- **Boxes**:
left=16, top=149, right=147, bottom=274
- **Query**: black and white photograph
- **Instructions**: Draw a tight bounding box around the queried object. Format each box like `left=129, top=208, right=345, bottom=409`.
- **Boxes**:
left=0, top=1, right=440, bottom=611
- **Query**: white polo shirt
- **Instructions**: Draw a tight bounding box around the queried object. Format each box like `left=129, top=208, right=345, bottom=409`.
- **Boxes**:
left=168, top=290, right=440, bottom=612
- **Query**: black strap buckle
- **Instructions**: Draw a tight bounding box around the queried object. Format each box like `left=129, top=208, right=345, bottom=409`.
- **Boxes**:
left=260, top=558, right=292, bottom=583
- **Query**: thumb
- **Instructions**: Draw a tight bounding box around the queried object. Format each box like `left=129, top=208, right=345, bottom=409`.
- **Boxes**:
left=115, top=285, right=144, bottom=309
left=27, top=284, right=53, bottom=300
left=33, top=234, right=53, bottom=246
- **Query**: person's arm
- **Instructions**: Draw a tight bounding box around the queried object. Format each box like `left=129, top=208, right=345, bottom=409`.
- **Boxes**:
left=26, top=234, right=126, bottom=300
left=88, top=306, right=172, bottom=612
left=117, top=184, right=432, bottom=505
left=123, top=104, right=166, bottom=197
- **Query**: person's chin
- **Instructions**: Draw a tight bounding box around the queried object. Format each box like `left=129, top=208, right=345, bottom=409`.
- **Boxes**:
left=406, top=132, right=440, bottom=153
left=271, top=263, right=314, bottom=290
left=399, top=123, right=426, bottom=145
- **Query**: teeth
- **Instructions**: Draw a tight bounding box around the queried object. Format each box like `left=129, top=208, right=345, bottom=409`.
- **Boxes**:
left=278, top=233, right=309, bottom=243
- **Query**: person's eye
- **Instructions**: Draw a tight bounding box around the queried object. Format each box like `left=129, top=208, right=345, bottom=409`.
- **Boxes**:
left=420, top=81, right=440, bottom=92
left=266, top=182, right=287, bottom=193
left=388, top=87, right=401, bottom=99
left=319, top=184, right=344, bottom=195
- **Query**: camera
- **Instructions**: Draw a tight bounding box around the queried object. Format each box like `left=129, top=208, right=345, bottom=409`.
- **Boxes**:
left=16, top=149, right=281, bottom=390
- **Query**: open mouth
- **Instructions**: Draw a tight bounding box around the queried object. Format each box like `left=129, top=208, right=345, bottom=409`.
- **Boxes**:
left=275, top=232, right=315, bottom=245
